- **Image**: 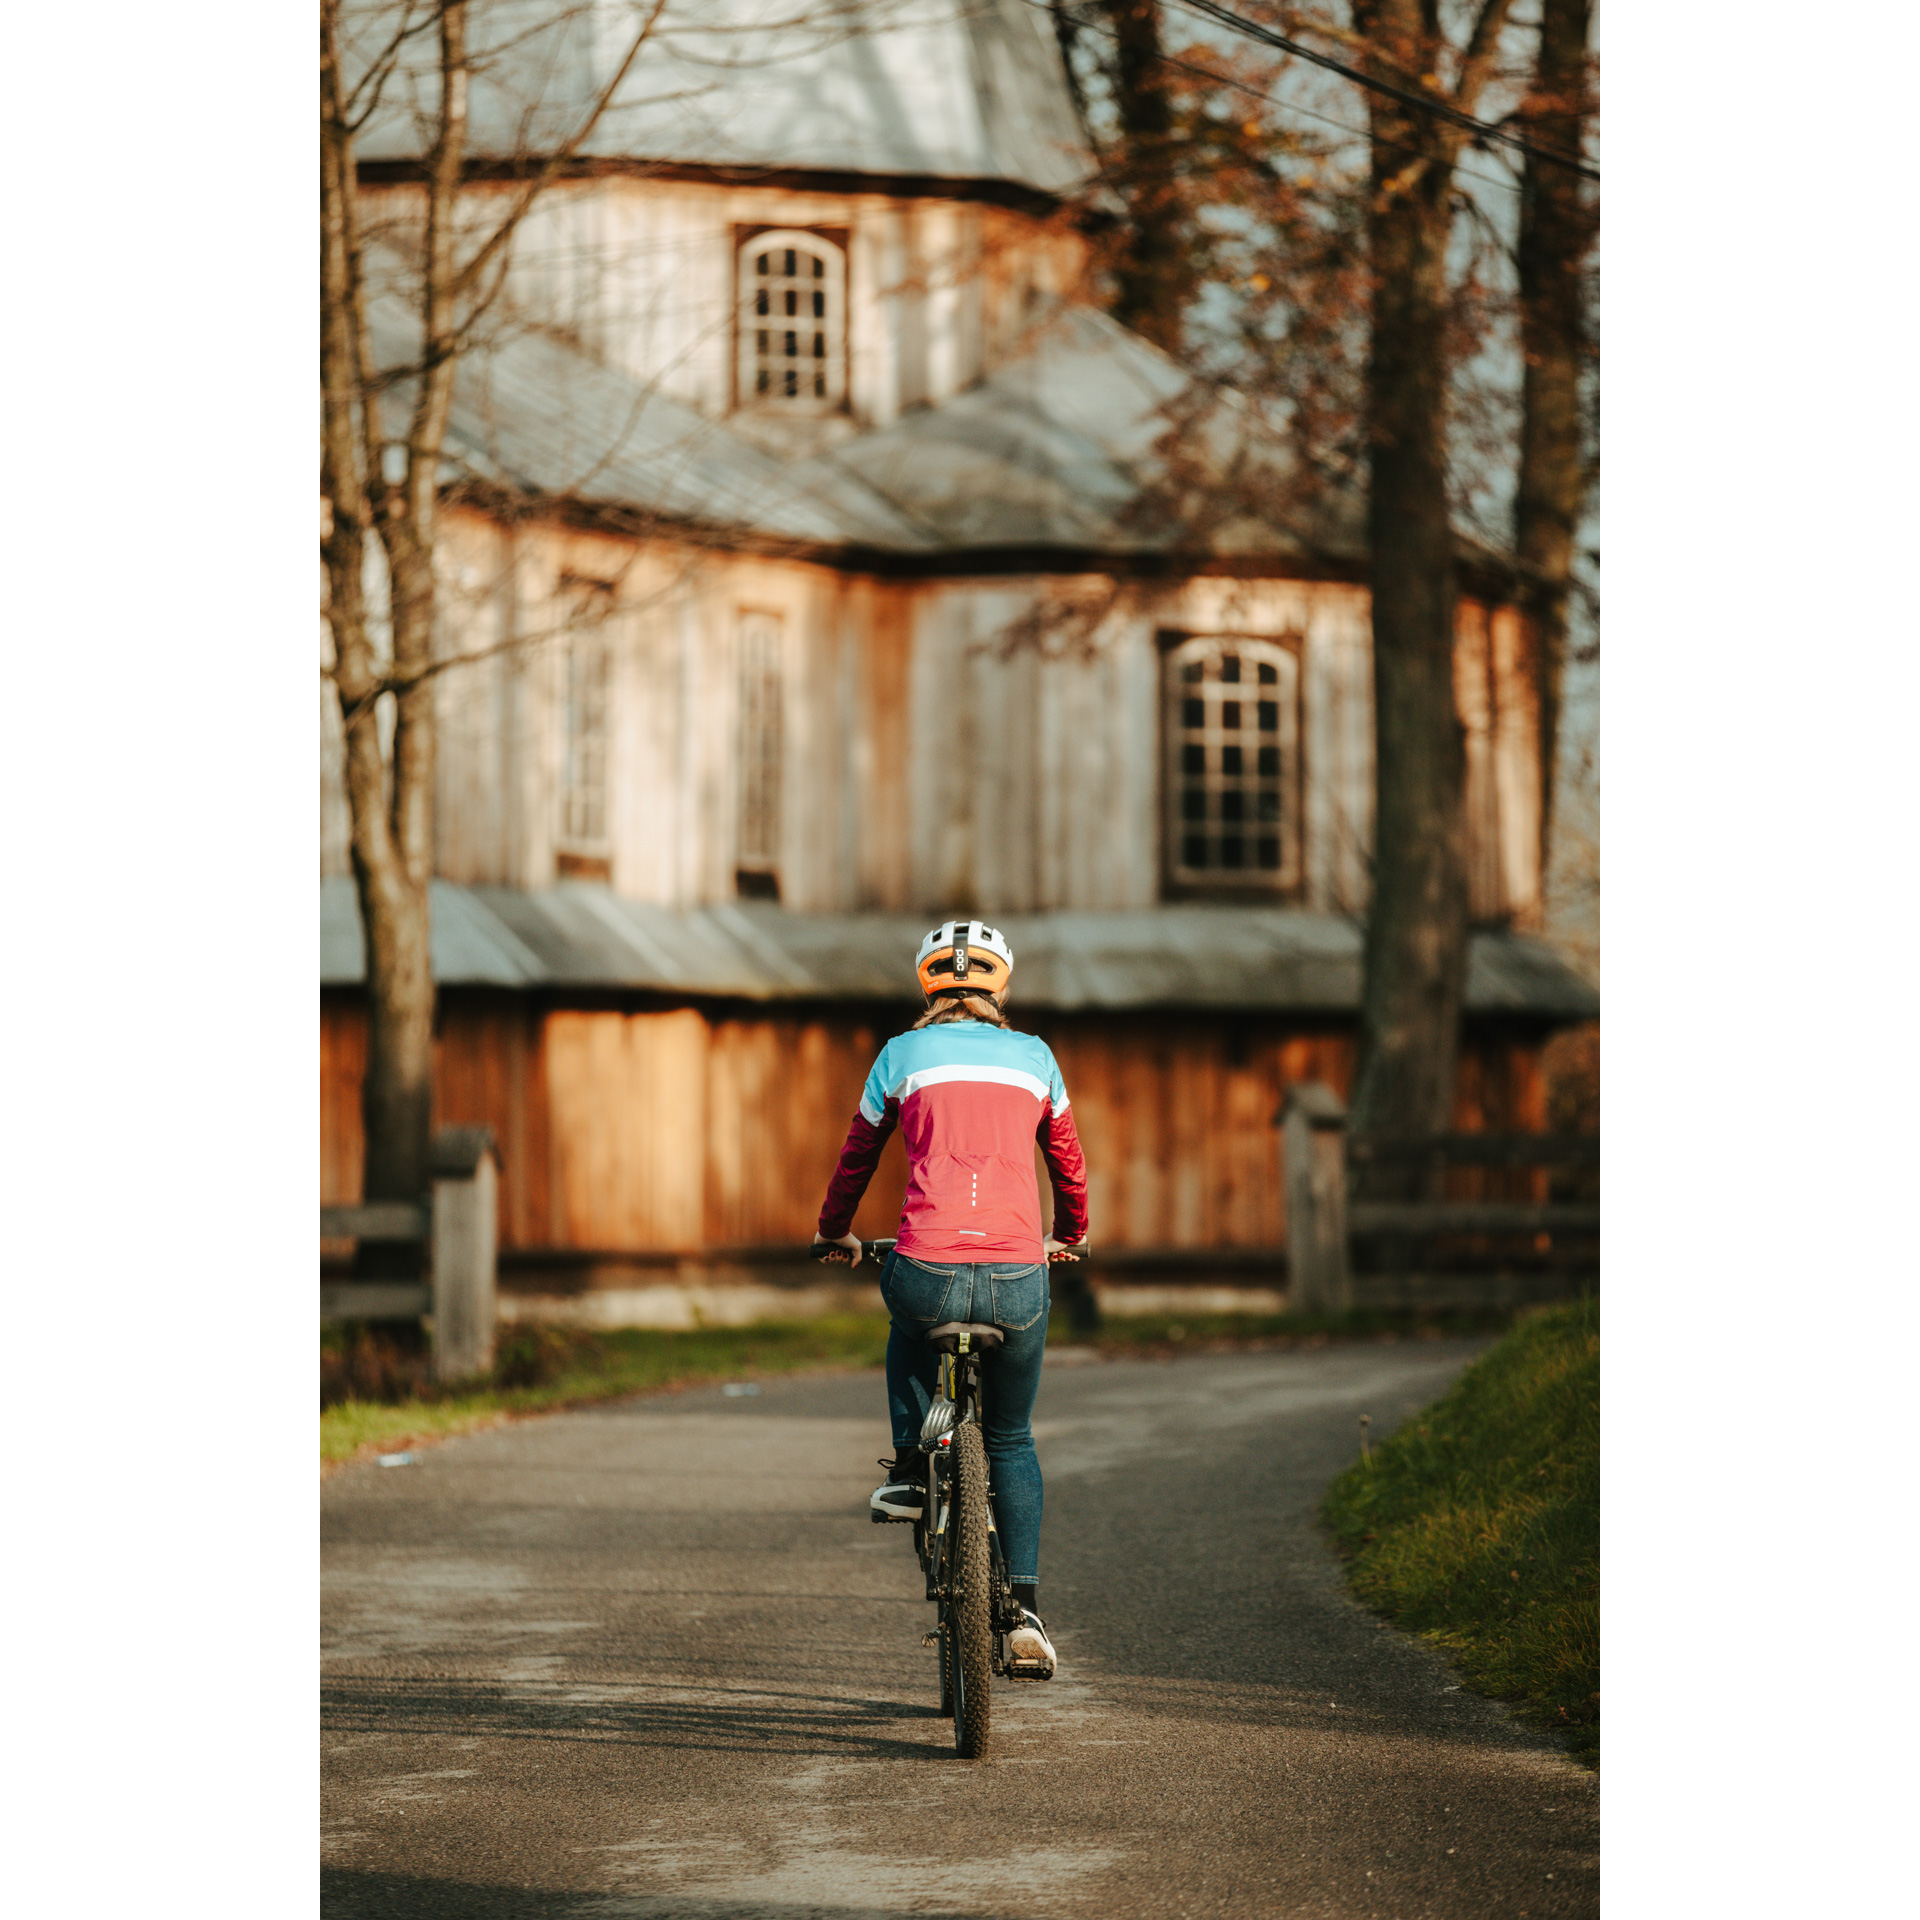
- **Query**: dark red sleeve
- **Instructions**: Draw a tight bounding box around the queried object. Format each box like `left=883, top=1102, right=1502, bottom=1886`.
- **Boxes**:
left=818, top=1101, right=898, bottom=1239
left=1039, top=1103, right=1089, bottom=1244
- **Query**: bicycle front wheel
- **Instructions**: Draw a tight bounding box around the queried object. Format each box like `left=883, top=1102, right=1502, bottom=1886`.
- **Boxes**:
left=950, top=1422, right=994, bottom=1759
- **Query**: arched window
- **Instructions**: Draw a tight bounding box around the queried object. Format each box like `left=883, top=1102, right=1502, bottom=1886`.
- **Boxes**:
left=737, top=230, right=846, bottom=408
left=1163, top=634, right=1302, bottom=894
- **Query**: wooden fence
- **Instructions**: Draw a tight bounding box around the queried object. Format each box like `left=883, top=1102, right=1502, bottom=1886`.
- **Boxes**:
left=319, top=1095, right=1591, bottom=1355
left=320, top=1127, right=499, bottom=1382
left=1282, top=1083, right=1598, bottom=1311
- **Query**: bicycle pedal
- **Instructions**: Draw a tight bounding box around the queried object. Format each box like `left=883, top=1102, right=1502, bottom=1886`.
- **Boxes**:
left=1006, top=1662, right=1054, bottom=1681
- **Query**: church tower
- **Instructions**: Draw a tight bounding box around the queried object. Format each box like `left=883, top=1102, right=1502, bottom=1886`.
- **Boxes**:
left=351, top=0, right=1095, bottom=454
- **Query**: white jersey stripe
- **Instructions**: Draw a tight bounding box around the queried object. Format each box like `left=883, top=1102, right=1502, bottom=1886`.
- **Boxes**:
left=895, top=1063, right=1052, bottom=1105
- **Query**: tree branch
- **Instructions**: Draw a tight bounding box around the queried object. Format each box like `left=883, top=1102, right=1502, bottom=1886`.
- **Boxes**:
left=1452, top=0, right=1521, bottom=119
left=323, top=540, right=712, bottom=730
left=341, top=0, right=437, bottom=130
left=448, top=0, right=669, bottom=305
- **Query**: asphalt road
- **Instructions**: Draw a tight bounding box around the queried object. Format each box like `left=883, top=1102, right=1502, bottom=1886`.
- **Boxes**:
left=322, top=1340, right=1598, bottom=1918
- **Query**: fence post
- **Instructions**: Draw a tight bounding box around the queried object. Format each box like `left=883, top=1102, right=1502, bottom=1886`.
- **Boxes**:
left=431, top=1127, right=498, bottom=1384
left=1282, top=1083, right=1351, bottom=1313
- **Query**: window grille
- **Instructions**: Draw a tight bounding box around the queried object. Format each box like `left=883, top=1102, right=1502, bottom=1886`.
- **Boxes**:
left=560, top=587, right=612, bottom=852
left=1163, top=636, right=1301, bottom=893
left=736, top=610, right=784, bottom=897
left=738, top=231, right=845, bottom=407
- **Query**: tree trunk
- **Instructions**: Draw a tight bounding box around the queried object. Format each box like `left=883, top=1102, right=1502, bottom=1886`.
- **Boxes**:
left=1514, top=0, right=1596, bottom=876
left=1103, top=0, right=1188, bottom=356
left=321, top=1, right=660, bottom=1233
left=1347, top=0, right=1476, bottom=1146
left=319, top=0, right=465, bottom=1223
left=322, top=3, right=663, bottom=1246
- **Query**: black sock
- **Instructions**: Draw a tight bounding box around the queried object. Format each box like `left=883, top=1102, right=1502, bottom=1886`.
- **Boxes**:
left=1012, top=1581, right=1038, bottom=1616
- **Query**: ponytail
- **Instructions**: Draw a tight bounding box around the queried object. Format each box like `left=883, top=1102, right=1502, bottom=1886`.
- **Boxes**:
left=911, top=989, right=1013, bottom=1031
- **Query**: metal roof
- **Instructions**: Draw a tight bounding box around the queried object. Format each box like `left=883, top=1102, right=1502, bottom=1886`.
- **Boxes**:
left=336, top=10, right=1433, bottom=577
left=795, top=306, right=1367, bottom=560
left=794, top=308, right=1175, bottom=551
left=368, top=293, right=931, bottom=550
left=321, top=879, right=1599, bottom=1019
left=346, top=0, right=1093, bottom=199
left=370, top=286, right=1363, bottom=565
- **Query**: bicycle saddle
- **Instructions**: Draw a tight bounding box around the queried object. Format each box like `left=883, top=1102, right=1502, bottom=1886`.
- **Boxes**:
left=925, top=1321, right=1004, bottom=1353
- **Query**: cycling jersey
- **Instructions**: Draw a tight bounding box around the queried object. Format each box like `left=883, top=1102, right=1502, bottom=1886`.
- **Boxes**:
left=818, top=1022, right=1089, bottom=1263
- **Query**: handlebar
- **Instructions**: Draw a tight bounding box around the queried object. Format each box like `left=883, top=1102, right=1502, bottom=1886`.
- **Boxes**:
left=809, top=1238, right=896, bottom=1265
left=808, top=1238, right=1086, bottom=1266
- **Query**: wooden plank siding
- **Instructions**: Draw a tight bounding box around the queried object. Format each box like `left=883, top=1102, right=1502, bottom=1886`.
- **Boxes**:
left=322, top=992, right=1545, bottom=1263
left=320, top=994, right=368, bottom=1208
left=1456, top=598, right=1544, bottom=927
left=325, top=177, right=1547, bottom=929
left=1027, top=1019, right=1355, bottom=1251
left=324, top=524, right=1544, bottom=931
left=545, top=1009, right=710, bottom=1250
left=434, top=991, right=553, bottom=1247
left=324, top=990, right=557, bottom=1247
left=703, top=1015, right=909, bottom=1247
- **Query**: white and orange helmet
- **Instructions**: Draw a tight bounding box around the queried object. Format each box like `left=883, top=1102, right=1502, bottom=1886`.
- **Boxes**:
left=915, top=920, right=1014, bottom=997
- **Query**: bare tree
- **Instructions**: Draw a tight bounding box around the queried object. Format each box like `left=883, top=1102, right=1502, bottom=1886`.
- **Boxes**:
left=1344, top=0, right=1520, bottom=1143
left=320, top=0, right=663, bottom=1224
left=1513, top=0, right=1596, bottom=878
left=1060, top=0, right=1595, bottom=1120
left=1099, top=1, right=1197, bottom=355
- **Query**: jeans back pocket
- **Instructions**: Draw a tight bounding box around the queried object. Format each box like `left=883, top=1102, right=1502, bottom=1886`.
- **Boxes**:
left=988, top=1263, right=1049, bottom=1332
left=884, top=1252, right=958, bottom=1327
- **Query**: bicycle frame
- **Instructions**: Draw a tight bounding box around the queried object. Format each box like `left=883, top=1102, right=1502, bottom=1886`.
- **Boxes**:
left=914, top=1334, right=1023, bottom=1674
left=810, top=1234, right=1041, bottom=1711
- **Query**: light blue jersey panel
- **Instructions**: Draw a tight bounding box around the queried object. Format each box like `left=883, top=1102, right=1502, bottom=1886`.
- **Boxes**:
left=858, top=1024, right=1069, bottom=1125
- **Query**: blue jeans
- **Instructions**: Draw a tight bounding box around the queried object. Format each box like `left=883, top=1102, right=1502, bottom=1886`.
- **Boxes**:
left=879, top=1251, right=1049, bottom=1589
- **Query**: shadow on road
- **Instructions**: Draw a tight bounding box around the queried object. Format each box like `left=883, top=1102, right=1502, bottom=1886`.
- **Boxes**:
left=324, top=1869, right=589, bottom=1918
left=323, top=1675, right=944, bottom=1762
left=323, top=1868, right=1000, bottom=1919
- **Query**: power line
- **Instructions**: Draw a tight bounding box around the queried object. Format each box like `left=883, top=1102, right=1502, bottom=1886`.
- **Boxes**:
left=1165, top=0, right=1598, bottom=182
left=1038, top=0, right=1526, bottom=198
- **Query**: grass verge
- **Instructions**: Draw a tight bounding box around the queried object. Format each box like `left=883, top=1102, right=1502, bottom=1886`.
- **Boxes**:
left=1069, top=1305, right=1513, bottom=1356
left=321, top=1303, right=1525, bottom=1472
left=321, top=1315, right=891, bottom=1469
left=1320, top=1298, right=1599, bottom=1763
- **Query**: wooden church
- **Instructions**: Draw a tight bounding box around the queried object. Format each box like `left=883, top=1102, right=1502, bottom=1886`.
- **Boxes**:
left=321, top=0, right=1595, bottom=1310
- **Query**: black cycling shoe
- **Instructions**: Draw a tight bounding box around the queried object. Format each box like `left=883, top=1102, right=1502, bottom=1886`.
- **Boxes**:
left=869, top=1452, right=925, bottom=1523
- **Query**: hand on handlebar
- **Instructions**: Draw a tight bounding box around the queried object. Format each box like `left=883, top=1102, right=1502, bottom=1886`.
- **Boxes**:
left=810, top=1233, right=863, bottom=1267
left=1043, top=1237, right=1087, bottom=1263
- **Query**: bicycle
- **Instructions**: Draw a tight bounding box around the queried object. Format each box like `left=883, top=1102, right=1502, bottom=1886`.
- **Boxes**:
left=812, top=1236, right=1047, bottom=1759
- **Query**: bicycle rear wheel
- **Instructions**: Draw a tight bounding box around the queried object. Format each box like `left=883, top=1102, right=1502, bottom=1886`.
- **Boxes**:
left=950, top=1422, right=993, bottom=1758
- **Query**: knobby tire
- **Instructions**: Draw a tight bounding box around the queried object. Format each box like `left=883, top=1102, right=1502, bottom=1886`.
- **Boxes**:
left=951, top=1422, right=994, bottom=1759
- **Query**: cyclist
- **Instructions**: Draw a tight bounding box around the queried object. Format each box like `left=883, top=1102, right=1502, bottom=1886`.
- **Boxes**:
left=812, top=920, right=1088, bottom=1680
